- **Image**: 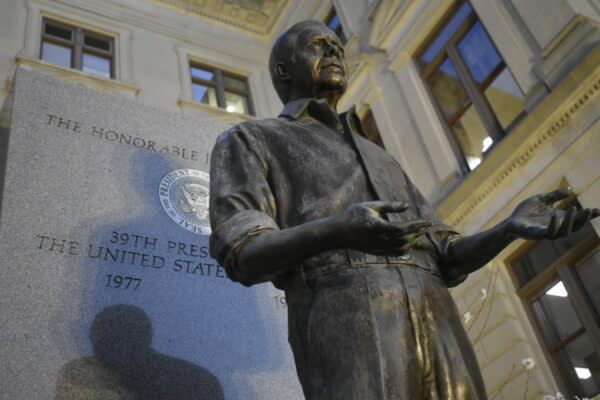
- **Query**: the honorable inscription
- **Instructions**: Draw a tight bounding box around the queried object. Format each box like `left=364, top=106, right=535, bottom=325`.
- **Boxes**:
left=160, top=169, right=211, bottom=235
left=46, top=113, right=204, bottom=162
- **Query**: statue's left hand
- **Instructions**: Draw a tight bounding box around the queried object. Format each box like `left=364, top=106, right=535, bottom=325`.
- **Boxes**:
left=507, top=187, right=600, bottom=240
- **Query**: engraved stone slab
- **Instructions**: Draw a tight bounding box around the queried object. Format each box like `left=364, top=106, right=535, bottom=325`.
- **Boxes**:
left=0, top=68, right=301, bottom=400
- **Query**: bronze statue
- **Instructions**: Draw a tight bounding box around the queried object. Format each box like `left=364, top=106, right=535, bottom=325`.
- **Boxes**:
left=208, top=20, right=599, bottom=400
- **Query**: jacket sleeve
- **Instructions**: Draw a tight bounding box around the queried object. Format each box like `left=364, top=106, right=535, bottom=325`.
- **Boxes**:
left=403, top=171, right=467, bottom=287
left=208, top=126, right=279, bottom=286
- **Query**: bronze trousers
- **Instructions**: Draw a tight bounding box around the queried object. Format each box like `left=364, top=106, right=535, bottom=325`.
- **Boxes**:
left=285, top=266, right=487, bottom=400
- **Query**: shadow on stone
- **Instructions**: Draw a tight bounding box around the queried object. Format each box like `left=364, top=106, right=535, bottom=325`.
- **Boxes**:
left=0, top=87, right=14, bottom=217
left=55, top=304, right=224, bottom=400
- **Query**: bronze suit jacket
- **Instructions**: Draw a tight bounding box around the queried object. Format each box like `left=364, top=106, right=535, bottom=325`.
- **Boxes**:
left=208, top=98, right=466, bottom=288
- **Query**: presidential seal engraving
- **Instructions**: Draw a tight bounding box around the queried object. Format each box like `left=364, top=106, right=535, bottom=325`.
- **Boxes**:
left=159, top=169, right=211, bottom=235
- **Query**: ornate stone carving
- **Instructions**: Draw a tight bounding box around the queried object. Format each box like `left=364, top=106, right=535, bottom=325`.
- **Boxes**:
left=442, top=69, right=600, bottom=229
left=148, top=0, right=288, bottom=35
left=369, top=0, right=412, bottom=50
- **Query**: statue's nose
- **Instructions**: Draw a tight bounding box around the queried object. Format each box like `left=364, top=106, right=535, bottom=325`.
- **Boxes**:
left=324, top=42, right=340, bottom=58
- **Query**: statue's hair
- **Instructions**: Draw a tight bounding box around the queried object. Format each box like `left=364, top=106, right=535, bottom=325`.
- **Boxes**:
left=269, top=20, right=329, bottom=104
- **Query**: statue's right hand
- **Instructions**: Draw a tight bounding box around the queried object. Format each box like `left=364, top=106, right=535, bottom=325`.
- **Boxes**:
left=332, top=201, right=433, bottom=256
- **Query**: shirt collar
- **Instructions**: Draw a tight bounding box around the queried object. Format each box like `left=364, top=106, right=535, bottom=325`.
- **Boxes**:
left=278, top=98, right=314, bottom=120
left=279, top=98, right=360, bottom=131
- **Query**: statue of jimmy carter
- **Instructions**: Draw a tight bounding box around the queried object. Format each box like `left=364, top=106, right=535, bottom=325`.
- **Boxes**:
left=208, top=20, right=599, bottom=400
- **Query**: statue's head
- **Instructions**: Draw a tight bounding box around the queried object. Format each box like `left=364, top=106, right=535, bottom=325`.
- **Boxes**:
left=269, top=20, right=347, bottom=104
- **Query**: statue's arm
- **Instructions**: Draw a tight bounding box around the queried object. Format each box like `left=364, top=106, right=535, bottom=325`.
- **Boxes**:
left=233, top=201, right=432, bottom=284
left=442, top=187, right=599, bottom=281
left=441, top=219, right=515, bottom=282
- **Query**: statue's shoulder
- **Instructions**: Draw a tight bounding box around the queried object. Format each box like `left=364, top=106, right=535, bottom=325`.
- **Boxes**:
left=234, top=117, right=286, bottom=134
left=216, top=117, right=286, bottom=144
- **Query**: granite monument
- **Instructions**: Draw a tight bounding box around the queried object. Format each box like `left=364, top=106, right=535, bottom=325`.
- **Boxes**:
left=0, top=68, right=303, bottom=399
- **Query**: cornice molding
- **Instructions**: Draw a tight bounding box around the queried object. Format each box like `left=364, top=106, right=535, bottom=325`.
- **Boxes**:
left=146, top=0, right=291, bottom=36
left=14, top=56, right=140, bottom=96
left=42, top=0, right=272, bottom=58
left=368, top=0, right=412, bottom=50
left=178, top=97, right=255, bottom=124
left=437, top=49, right=600, bottom=229
left=368, top=0, right=450, bottom=58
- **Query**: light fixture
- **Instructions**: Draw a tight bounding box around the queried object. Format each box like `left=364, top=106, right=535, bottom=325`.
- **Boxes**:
left=226, top=105, right=236, bottom=113
left=546, top=281, right=568, bottom=297
left=482, top=137, right=493, bottom=152
left=575, top=367, right=591, bottom=380
left=466, top=156, right=481, bottom=170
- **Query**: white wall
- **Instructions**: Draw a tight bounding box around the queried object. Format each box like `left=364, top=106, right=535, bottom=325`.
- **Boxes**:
left=0, top=0, right=284, bottom=119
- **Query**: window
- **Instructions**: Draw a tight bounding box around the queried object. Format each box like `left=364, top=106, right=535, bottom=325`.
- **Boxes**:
left=40, top=19, right=114, bottom=78
left=190, top=64, right=253, bottom=115
left=325, top=7, right=346, bottom=43
left=508, top=202, right=600, bottom=399
left=416, top=1, right=525, bottom=172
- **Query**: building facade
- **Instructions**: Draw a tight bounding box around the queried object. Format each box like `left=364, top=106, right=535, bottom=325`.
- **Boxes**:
left=1, top=0, right=599, bottom=399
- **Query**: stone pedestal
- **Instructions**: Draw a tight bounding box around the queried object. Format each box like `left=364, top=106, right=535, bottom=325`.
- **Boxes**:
left=0, top=68, right=301, bottom=400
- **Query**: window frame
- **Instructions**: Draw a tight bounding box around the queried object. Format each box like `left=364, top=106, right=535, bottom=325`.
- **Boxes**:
left=324, top=7, right=346, bottom=44
left=40, top=19, right=114, bottom=79
left=189, top=63, right=254, bottom=116
left=359, top=107, right=385, bottom=149
left=507, top=225, right=600, bottom=398
left=415, top=0, right=525, bottom=175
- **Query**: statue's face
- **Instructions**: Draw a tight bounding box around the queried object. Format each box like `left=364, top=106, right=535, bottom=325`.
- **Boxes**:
left=288, top=25, right=347, bottom=97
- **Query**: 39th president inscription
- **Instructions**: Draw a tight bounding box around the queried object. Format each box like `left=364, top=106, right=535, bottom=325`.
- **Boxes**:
left=34, top=231, right=227, bottom=291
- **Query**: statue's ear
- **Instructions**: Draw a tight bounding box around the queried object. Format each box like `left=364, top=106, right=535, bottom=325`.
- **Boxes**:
left=275, top=62, right=291, bottom=81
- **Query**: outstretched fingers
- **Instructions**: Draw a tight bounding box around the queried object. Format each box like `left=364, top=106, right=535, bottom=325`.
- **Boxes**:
left=367, top=201, right=409, bottom=215
left=573, top=208, right=600, bottom=231
left=366, top=219, right=433, bottom=255
left=545, top=206, right=599, bottom=237
left=539, top=186, right=571, bottom=204
left=544, top=214, right=560, bottom=239
left=553, top=206, right=576, bottom=238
